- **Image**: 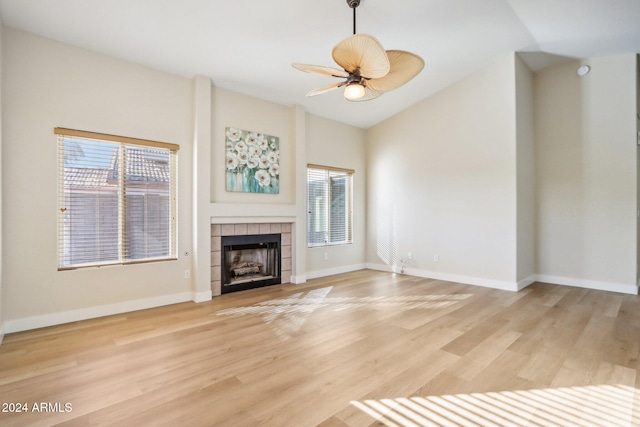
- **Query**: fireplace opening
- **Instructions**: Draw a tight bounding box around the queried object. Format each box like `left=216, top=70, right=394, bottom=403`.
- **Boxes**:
left=221, top=233, right=281, bottom=294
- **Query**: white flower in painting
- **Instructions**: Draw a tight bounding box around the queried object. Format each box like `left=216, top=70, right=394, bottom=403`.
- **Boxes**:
left=257, top=137, right=269, bottom=151
left=226, top=128, right=242, bottom=142
left=248, top=145, right=261, bottom=158
left=235, top=140, right=247, bottom=152
left=236, top=150, right=249, bottom=164
left=245, top=132, right=259, bottom=145
left=226, top=152, right=239, bottom=170
left=247, top=157, right=259, bottom=169
left=226, top=139, right=234, bottom=149
left=266, top=150, right=278, bottom=165
left=268, top=164, right=279, bottom=177
left=258, top=155, right=270, bottom=169
left=255, top=169, right=271, bottom=187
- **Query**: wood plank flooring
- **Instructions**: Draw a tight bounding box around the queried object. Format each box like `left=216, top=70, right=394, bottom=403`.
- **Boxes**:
left=0, top=270, right=639, bottom=426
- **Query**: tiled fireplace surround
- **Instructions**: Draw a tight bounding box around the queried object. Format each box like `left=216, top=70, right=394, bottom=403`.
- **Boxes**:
left=211, top=222, right=293, bottom=294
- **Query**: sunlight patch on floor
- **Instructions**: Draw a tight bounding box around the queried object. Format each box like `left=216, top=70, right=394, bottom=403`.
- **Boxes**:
left=351, top=384, right=639, bottom=427
left=214, top=287, right=472, bottom=340
left=215, top=287, right=472, bottom=317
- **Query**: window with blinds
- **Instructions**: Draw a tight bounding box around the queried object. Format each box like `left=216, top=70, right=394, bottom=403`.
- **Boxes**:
left=56, top=128, right=178, bottom=269
left=307, top=164, right=353, bottom=247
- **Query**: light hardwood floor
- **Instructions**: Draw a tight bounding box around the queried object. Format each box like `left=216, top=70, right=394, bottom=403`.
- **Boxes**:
left=0, top=270, right=639, bottom=426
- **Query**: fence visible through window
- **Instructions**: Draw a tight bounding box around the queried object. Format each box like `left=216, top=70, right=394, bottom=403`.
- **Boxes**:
left=56, top=128, right=179, bottom=269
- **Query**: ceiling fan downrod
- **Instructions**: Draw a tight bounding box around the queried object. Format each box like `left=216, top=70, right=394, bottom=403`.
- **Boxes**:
left=347, top=0, right=361, bottom=35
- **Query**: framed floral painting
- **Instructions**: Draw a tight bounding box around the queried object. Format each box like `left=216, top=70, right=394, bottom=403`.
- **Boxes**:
left=225, top=127, right=280, bottom=194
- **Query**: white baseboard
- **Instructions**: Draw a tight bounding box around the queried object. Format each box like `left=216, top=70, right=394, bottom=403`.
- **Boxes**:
left=0, top=325, right=4, bottom=346
left=3, top=292, right=193, bottom=334
left=192, top=290, right=212, bottom=303
left=306, top=263, right=367, bottom=280
left=535, top=274, right=638, bottom=295
left=517, top=275, right=537, bottom=291
left=364, top=263, right=639, bottom=295
left=290, top=274, right=307, bottom=284
left=366, top=263, right=523, bottom=292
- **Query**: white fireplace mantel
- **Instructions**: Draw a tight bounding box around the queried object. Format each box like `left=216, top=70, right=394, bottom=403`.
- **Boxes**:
left=210, top=202, right=297, bottom=224
left=211, top=216, right=297, bottom=225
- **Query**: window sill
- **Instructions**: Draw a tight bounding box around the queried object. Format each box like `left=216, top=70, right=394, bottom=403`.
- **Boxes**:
left=58, top=257, right=178, bottom=271
left=307, top=242, right=353, bottom=248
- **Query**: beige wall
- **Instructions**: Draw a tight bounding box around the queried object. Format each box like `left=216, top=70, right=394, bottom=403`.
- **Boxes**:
left=535, top=54, right=637, bottom=290
left=207, top=88, right=307, bottom=286
left=365, top=51, right=638, bottom=294
left=2, top=28, right=195, bottom=330
left=365, top=54, right=520, bottom=288
left=305, top=113, right=366, bottom=277
left=210, top=87, right=295, bottom=205
left=515, top=54, right=536, bottom=283
left=0, top=20, right=3, bottom=341
left=637, top=54, right=640, bottom=285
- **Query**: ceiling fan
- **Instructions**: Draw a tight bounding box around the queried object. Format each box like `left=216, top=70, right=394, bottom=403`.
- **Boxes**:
left=292, top=0, right=424, bottom=102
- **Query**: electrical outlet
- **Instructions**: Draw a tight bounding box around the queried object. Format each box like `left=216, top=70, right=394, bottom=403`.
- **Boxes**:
left=323, top=253, right=329, bottom=261
left=407, top=252, right=412, bottom=259
left=434, top=254, right=439, bottom=262
left=184, top=270, right=191, bottom=279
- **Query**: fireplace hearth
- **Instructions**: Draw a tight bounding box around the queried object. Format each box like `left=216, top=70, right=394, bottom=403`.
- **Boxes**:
left=221, top=233, right=281, bottom=294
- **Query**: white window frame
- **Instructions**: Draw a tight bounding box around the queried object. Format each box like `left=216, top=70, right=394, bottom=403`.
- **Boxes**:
left=307, top=164, right=354, bottom=247
left=56, top=128, right=179, bottom=270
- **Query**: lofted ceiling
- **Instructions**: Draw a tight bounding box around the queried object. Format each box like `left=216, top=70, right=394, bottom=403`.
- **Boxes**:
left=0, top=0, right=639, bottom=129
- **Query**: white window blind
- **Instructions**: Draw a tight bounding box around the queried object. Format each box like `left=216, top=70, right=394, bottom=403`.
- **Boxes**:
left=307, top=164, right=353, bottom=247
left=56, top=128, right=178, bottom=269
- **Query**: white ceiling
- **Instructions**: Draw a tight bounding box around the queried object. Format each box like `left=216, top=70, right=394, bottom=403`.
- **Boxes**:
left=1, top=0, right=639, bottom=129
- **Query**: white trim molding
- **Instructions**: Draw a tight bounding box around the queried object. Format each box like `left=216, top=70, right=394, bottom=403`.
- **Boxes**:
left=517, top=275, right=537, bottom=291
left=535, top=274, right=638, bottom=295
left=366, top=263, right=526, bottom=292
left=3, top=292, right=193, bottom=334
left=306, top=263, right=367, bottom=280
left=290, top=274, right=307, bottom=284
left=210, top=215, right=297, bottom=225
left=192, top=290, right=213, bottom=303
left=365, top=264, right=638, bottom=295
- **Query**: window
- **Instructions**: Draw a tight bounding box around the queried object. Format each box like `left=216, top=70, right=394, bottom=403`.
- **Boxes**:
left=56, top=128, right=178, bottom=269
left=307, top=164, right=353, bottom=247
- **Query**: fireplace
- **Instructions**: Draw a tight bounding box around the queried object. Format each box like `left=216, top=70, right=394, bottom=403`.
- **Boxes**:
left=211, top=222, right=292, bottom=296
left=221, top=233, right=281, bottom=294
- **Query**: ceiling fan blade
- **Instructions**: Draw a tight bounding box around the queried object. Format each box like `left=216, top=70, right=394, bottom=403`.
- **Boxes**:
left=292, top=63, right=349, bottom=78
left=332, top=33, right=390, bottom=79
left=365, top=50, right=425, bottom=92
left=307, top=81, right=345, bottom=97
left=345, top=86, right=384, bottom=102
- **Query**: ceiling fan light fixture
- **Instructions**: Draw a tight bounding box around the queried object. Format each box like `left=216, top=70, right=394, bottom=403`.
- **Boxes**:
left=344, top=82, right=365, bottom=100
left=293, top=0, right=423, bottom=102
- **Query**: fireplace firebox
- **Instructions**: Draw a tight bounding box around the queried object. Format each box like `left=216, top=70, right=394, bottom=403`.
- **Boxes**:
left=221, top=233, right=281, bottom=294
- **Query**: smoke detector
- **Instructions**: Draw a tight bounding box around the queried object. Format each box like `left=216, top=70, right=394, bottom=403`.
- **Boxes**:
left=577, top=65, right=591, bottom=76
